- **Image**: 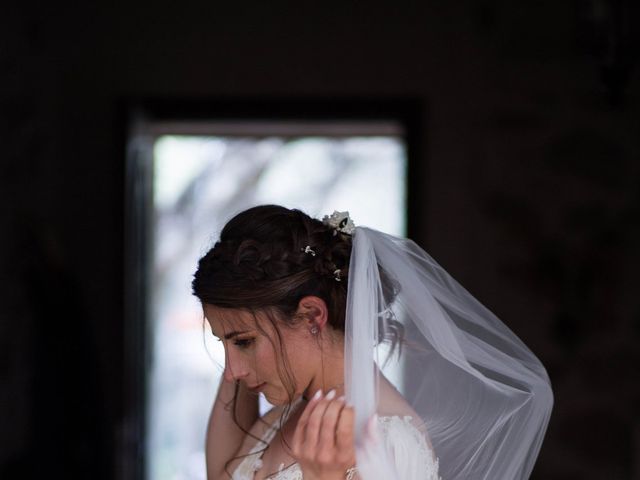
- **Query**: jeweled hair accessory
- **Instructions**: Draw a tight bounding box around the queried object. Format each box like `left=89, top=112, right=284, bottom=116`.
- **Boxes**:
left=322, top=211, right=356, bottom=235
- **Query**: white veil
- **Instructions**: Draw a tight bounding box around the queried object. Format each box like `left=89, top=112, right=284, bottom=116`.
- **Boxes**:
left=344, top=227, right=553, bottom=480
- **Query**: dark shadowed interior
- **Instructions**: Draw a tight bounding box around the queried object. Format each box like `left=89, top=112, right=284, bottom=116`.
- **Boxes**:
left=1, top=1, right=639, bottom=479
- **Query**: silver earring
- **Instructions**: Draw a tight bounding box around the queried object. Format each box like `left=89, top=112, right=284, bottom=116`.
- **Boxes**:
left=310, top=326, right=319, bottom=335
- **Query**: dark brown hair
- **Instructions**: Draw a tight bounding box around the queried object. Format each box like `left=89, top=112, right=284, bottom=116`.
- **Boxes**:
left=192, top=205, right=403, bottom=474
left=192, top=204, right=352, bottom=330
left=192, top=205, right=354, bottom=472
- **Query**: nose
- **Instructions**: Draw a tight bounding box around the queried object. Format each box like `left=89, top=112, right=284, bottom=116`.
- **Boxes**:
left=223, top=347, right=250, bottom=383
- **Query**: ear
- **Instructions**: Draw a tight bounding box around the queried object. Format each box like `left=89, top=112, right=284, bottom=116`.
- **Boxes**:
left=296, top=295, right=329, bottom=331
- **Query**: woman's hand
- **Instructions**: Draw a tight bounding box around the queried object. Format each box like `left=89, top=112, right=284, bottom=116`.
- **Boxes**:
left=292, top=389, right=356, bottom=480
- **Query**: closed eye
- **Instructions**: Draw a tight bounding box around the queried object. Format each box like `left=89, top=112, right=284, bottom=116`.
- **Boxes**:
left=233, top=338, right=254, bottom=349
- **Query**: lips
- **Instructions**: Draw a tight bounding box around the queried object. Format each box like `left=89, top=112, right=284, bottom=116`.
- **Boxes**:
left=248, top=382, right=266, bottom=392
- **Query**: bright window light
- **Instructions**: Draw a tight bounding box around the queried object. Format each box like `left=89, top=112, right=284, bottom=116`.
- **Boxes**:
left=146, top=128, right=407, bottom=480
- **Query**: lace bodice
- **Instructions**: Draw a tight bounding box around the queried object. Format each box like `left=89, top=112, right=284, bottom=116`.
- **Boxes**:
left=231, top=414, right=440, bottom=480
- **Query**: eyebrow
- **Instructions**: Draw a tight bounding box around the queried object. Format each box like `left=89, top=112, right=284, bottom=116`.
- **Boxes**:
left=214, top=330, right=250, bottom=340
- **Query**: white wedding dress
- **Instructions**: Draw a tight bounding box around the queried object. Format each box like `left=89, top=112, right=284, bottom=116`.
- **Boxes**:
left=231, top=410, right=441, bottom=480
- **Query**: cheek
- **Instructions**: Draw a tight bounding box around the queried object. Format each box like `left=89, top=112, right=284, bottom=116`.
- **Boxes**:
left=255, top=339, right=304, bottom=384
left=288, top=349, right=312, bottom=374
left=252, top=341, right=278, bottom=377
left=285, top=338, right=317, bottom=378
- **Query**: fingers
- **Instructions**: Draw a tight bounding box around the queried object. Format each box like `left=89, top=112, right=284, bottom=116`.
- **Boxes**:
left=292, top=391, right=358, bottom=478
left=292, top=389, right=323, bottom=455
left=302, top=389, right=338, bottom=456
left=293, top=389, right=352, bottom=461
left=317, top=393, right=347, bottom=453
left=335, top=404, right=355, bottom=454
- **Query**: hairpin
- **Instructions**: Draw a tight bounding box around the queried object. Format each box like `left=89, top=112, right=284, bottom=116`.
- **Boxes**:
left=333, top=269, right=342, bottom=282
left=302, top=245, right=316, bottom=256
left=322, top=211, right=356, bottom=235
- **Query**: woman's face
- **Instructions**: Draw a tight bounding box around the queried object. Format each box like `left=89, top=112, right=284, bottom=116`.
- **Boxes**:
left=204, top=304, right=318, bottom=405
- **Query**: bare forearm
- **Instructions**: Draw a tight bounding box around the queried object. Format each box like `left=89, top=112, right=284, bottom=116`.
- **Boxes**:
left=206, top=377, right=259, bottom=479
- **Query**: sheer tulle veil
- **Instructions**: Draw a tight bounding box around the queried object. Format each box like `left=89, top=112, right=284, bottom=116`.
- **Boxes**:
left=344, top=226, right=553, bottom=480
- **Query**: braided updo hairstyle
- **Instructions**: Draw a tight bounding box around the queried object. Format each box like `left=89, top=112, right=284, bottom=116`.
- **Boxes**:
left=192, top=204, right=353, bottom=332
left=193, top=205, right=404, bottom=473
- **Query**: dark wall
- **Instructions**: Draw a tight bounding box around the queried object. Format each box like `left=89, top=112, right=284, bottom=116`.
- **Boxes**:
left=1, top=1, right=639, bottom=479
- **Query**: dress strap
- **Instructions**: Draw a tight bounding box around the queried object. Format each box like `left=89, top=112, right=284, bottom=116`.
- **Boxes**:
left=248, top=398, right=304, bottom=455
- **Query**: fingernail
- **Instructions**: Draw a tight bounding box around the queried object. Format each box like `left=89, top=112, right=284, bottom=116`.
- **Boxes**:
left=337, top=395, right=346, bottom=402
left=326, top=389, right=336, bottom=400
left=312, top=390, right=322, bottom=401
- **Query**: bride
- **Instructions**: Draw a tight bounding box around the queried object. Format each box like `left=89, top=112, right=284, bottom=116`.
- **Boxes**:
left=192, top=205, right=553, bottom=480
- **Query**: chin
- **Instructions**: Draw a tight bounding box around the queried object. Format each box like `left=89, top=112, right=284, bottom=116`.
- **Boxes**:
left=264, top=390, right=299, bottom=406
left=263, top=393, right=286, bottom=406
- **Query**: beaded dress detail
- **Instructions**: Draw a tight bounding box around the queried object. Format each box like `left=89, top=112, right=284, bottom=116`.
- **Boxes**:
left=231, top=414, right=440, bottom=480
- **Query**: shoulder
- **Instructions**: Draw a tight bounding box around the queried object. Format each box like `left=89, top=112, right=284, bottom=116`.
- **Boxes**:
left=377, top=415, right=440, bottom=480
